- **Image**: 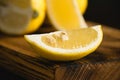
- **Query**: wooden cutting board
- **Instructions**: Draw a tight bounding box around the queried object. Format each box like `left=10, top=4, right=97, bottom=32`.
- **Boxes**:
left=0, top=22, right=120, bottom=80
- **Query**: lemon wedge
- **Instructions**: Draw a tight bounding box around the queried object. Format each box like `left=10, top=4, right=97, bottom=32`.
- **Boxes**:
left=0, top=0, right=46, bottom=35
left=24, top=25, right=103, bottom=61
left=46, top=0, right=87, bottom=30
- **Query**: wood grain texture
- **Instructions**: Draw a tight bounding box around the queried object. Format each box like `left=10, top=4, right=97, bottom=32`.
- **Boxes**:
left=0, top=22, right=120, bottom=80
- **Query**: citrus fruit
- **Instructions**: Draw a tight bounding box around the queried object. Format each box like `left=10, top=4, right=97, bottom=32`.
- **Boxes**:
left=77, top=0, right=88, bottom=14
left=24, top=25, right=103, bottom=61
left=46, top=0, right=88, bottom=30
left=0, top=0, right=46, bottom=35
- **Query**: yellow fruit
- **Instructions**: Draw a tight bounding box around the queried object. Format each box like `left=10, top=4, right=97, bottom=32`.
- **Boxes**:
left=46, top=0, right=88, bottom=30
left=77, top=0, right=88, bottom=14
left=25, top=0, right=46, bottom=33
left=0, top=0, right=46, bottom=35
left=24, top=25, right=103, bottom=61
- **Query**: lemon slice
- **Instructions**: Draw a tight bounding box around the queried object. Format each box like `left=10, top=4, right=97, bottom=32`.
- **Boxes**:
left=24, top=25, right=103, bottom=61
left=0, top=0, right=46, bottom=35
left=46, top=0, right=87, bottom=30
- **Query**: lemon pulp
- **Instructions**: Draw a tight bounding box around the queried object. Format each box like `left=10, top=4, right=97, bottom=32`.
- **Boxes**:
left=42, top=28, right=97, bottom=49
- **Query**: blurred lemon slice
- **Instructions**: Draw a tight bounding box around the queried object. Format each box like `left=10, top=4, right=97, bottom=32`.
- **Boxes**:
left=24, top=25, right=103, bottom=61
left=46, top=0, right=87, bottom=30
left=0, top=0, right=46, bottom=35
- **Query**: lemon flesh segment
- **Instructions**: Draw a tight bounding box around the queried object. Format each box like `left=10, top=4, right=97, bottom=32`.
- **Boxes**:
left=24, top=25, right=103, bottom=61
left=46, top=0, right=87, bottom=30
left=0, top=0, right=33, bottom=34
left=42, top=28, right=97, bottom=49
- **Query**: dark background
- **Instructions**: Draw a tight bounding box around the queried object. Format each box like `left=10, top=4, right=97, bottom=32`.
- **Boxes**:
left=0, top=0, right=120, bottom=80
left=84, top=0, right=120, bottom=29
